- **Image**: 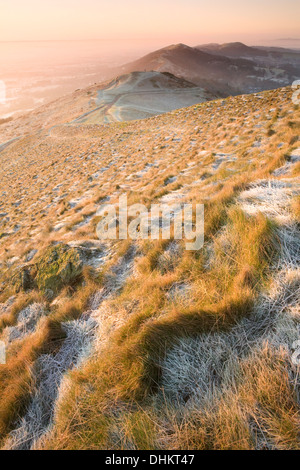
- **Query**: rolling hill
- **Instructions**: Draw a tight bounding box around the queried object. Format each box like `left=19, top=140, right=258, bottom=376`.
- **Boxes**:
left=121, top=43, right=300, bottom=95
left=0, top=83, right=299, bottom=450
left=196, top=41, right=300, bottom=77
left=73, top=71, right=218, bottom=124
left=0, top=70, right=217, bottom=146
left=196, top=42, right=271, bottom=58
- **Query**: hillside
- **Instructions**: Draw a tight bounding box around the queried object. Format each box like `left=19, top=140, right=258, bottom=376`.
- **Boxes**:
left=0, top=86, right=299, bottom=450
left=121, top=43, right=300, bottom=95
left=197, top=42, right=300, bottom=62
left=0, top=71, right=216, bottom=146
left=197, top=42, right=271, bottom=58
left=73, top=71, right=217, bottom=124
left=196, top=42, right=300, bottom=77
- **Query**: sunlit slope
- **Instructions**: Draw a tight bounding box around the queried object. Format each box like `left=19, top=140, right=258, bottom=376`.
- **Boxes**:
left=0, top=71, right=215, bottom=145
left=0, top=86, right=299, bottom=450
left=73, top=71, right=216, bottom=124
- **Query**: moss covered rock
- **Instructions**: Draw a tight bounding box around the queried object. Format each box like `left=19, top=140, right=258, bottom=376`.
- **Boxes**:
left=36, top=243, right=83, bottom=295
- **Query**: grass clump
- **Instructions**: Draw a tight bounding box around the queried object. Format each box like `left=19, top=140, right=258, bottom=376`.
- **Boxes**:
left=0, top=318, right=65, bottom=444
left=0, top=291, right=46, bottom=333
left=42, top=206, right=278, bottom=449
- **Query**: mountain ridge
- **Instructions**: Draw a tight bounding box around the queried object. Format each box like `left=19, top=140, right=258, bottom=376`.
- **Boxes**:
left=120, top=42, right=300, bottom=95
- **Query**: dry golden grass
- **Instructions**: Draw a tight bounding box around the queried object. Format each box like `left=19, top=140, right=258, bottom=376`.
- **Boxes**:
left=166, top=346, right=300, bottom=450
left=0, top=291, right=45, bottom=333
left=39, top=202, right=279, bottom=449
left=0, top=318, right=65, bottom=444
left=0, top=85, right=299, bottom=450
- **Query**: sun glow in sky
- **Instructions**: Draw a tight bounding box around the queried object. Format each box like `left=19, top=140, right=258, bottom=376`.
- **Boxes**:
left=0, top=0, right=299, bottom=45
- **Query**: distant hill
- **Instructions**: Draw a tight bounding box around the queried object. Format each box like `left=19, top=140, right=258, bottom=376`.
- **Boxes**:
left=196, top=42, right=300, bottom=70
left=120, top=43, right=300, bottom=95
left=120, top=43, right=245, bottom=95
left=196, top=42, right=268, bottom=58
left=73, top=71, right=217, bottom=124
left=0, top=71, right=218, bottom=144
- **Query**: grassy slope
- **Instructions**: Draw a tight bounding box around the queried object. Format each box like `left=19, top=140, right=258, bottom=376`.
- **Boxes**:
left=0, top=86, right=299, bottom=449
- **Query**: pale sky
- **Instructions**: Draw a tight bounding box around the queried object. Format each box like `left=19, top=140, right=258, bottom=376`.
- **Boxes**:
left=0, top=0, right=299, bottom=45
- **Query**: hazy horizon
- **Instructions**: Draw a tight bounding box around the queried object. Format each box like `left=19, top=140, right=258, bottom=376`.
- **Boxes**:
left=1, top=0, right=300, bottom=120
left=1, top=0, right=299, bottom=44
left=1, top=38, right=300, bottom=48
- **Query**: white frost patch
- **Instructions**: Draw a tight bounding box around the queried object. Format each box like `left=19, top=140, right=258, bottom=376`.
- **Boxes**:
left=4, top=246, right=138, bottom=450
left=290, top=148, right=300, bottom=163
left=164, top=176, right=177, bottom=186
left=161, top=177, right=300, bottom=449
left=239, top=179, right=298, bottom=224
left=273, top=148, right=300, bottom=177
left=160, top=188, right=187, bottom=204
left=157, top=242, right=182, bottom=274
left=161, top=226, right=300, bottom=405
left=0, top=296, right=15, bottom=316
left=212, top=153, right=236, bottom=170
left=3, top=303, right=47, bottom=344
left=166, top=282, right=192, bottom=301
left=25, top=250, right=38, bottom=262
left=4, top=318, right=97, bottom=450
left=67, top=240, right=111, bottom=271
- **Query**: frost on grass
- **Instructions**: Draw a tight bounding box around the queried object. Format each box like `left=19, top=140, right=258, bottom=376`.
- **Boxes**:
left=0, top=296, right=15, bottom=316
left=161, top=178, right=300, bottom=447
left=107, top=244, right=137, bottom=291
left=4, top=318, right=97, bottom=450
left=273, top=148, right=300, bottom=176
left=239, top=179, right=297, bottom=224
left=166, top=282, right=192, bottom=301
left=3, top=303, right=47, bottom=344
left=4, top=246, right=138, bottom=450
left=157, top=242, right=182, bottom=274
